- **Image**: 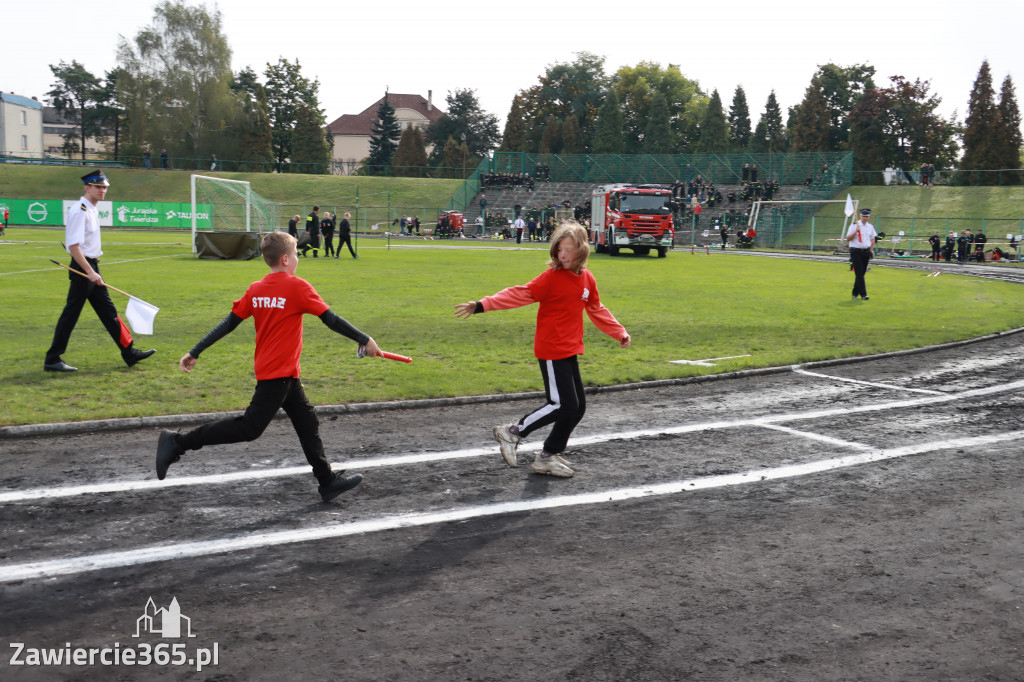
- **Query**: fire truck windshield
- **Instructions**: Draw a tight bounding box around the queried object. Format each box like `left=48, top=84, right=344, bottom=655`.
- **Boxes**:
left=617, top=193, right=671, bottom=214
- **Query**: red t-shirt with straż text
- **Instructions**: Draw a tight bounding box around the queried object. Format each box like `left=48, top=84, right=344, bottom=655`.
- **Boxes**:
left=231, top=272, right=329, bottom=380
left=481, top=268, right=626, bottom=360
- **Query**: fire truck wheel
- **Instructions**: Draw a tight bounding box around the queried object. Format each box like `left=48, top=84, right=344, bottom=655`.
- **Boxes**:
left=657, top=247, right=668, bottom=258
left=609, top=245, right=620, bottom=256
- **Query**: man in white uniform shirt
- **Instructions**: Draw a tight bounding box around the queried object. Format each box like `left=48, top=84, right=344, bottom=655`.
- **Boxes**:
left=845, top=208, right=877, bottom=301
left=44, top=170, right=156, bottom=372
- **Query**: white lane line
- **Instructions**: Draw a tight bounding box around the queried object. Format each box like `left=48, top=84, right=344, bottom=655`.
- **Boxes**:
left=4, top=377, right=1023, bottom=504
left=792, top=366, right=945, bottom=395
left=2, top=429, right=1022, bottom=584
left=756, top=424, right=874, bottom=451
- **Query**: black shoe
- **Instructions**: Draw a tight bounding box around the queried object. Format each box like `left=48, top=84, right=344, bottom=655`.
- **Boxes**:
left=123, top=347, right=156, bottom=367
left=44, top=359, right=77, bottom=372
left=861, top=296, right=870, bottom=300
left=318, top=472, right=363, bottom=502
left=156, top=430, right=184, bottom=480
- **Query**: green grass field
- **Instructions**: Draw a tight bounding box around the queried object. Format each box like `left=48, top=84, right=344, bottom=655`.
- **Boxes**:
left=2, top=228, right=1023, bottom=427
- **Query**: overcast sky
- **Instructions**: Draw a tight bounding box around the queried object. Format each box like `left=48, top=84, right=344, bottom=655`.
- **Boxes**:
left=6, top=0, right=1021, bottom=135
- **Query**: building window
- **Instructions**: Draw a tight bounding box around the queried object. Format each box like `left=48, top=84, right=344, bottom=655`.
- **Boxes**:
left=21, top=110, right=27, bottom=125
left=22, top=135, right=29, bottom=150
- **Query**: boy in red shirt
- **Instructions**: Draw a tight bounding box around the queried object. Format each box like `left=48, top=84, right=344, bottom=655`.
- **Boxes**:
left=454, top=222, right=631, bottom=478
left=156, top=231, right=380, bottom=502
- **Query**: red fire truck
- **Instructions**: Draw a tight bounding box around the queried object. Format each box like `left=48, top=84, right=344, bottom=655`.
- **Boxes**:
left=590, top=184, right=674, bottom=257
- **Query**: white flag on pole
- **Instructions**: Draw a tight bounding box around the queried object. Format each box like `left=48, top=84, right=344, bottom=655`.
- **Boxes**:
left=844, top=193, right=855, bottom=217
left=125, top=296, right=159, bottom=335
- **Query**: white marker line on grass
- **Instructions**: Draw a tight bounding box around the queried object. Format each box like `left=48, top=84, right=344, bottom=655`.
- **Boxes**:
left=0, top=253, right=189, bottom=277
left=3, top=378, right=1023, bottom=504
left=2, top=429, right=1022, bottom=584
left=792, top=367, right=945, bottom=395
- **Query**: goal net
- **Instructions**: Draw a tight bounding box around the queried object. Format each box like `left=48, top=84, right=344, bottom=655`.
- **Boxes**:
left=747, top=198, right=858, bottom=251
left=190, top=175, right=280, bottom=253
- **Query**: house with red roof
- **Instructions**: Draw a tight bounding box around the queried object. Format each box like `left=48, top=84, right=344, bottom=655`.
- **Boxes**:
left=327, top=91, right=445, bottom=171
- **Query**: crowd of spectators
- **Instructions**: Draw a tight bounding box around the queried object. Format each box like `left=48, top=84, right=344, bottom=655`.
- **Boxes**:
left=481, top=172, right=535, bottom=190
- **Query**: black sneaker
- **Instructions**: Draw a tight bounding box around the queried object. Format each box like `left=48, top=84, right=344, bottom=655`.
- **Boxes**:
left=318, top=473, right=363, bottom=502
left=124, top=348, right=156, bottom=367
left=156, top=430, right=184, bottom=480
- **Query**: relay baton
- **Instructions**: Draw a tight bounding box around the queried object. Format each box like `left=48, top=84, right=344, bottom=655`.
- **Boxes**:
left=357, top=345, right=413, bottom=363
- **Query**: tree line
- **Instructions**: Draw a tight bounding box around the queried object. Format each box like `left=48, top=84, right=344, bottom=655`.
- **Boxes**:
left=46, top=2, right=1021, bottom=183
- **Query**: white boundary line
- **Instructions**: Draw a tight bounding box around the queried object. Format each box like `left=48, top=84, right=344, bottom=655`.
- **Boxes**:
left=792, top=366, right=945, bottom=395
left=2, top=429, right=1022, bottom=584
left=3, top=377, right=1023, bottom=504
left=756, top=424, right=874, bottom=451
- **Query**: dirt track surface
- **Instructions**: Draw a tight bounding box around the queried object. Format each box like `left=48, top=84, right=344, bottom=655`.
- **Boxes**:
left=2, top=314, right=1023, bottom=680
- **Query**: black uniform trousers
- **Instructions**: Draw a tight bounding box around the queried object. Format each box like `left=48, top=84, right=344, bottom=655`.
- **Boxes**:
left=46, top=258, right=129, bottom=364
left=337, top=233, right=356, bottom=257
left=517, top=356, right=586, bottom=456
left=850, top=247, right=871, bottom=298
left=178, top=377, right=334, bottom=485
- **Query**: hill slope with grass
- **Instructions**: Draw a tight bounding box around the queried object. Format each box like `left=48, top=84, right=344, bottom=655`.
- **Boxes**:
left=0, top=165, right=463, bottom=214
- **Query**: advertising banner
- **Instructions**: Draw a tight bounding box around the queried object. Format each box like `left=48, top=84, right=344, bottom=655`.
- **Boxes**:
left=0, top=199, right=212, bottom=229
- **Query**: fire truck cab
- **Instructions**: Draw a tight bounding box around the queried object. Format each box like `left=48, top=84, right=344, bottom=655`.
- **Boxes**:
left=590, top=184, right=674, bottom=257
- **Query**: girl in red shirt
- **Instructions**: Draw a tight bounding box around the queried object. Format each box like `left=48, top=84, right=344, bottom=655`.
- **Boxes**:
left=455, top=222, right=631, bottom=477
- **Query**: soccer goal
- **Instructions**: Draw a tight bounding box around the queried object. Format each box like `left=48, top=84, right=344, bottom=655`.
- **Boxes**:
left=747, top=197, right=858, bottom=251
left=190, top=175, right=280, bottom=256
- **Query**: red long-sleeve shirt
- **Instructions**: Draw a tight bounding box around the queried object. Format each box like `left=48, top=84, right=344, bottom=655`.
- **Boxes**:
left=480, top=268, right=626, bottom=360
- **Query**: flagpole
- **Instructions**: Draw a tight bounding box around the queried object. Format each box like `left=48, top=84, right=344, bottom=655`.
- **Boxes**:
left=50, top=259, right=132, bottom=298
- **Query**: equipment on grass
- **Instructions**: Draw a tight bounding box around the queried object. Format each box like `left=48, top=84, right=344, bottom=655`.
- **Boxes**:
left=357, top=345, right=413, bottom=363
left=190, top=175, right=279, bottom=257
left=50, top=259, right=160, bottom=334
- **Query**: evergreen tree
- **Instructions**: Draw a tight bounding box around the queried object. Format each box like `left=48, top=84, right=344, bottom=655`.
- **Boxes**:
left=751, top=91, right=786, bottom=153
left=643, top=92, right=673, bottom=153
left=367, top=93, right=401, bottom=175
left=500, top=94, right=528, bottom=152
left=997, top=75, right=1023, bottom=184
left=440, top=136, right=463, bottom=178
left=847, top=89, right=889, bottom=184
left=393, top=125, right=429, bottom=176
left=290, top=103, right=330, bottom=174
left=539, top=117, right=563, bottom=154
left=728, top=86, right=752, bottom=151
left=592, top=88, right=625, bottom=154
left=961, top=60, right=1002, bottom=184
left=694, top=89, right=729, bottom=153
left=561, top=116, right=584, bottom=154
left=789, top=79, right=830, bottom=152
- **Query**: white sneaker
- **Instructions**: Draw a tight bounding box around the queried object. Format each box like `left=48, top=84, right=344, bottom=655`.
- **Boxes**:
left=531, top=453, right=574, bottom=478
left=492, top=424, right=521, bottom=467
left=555, top=455, right=574, bottom=468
